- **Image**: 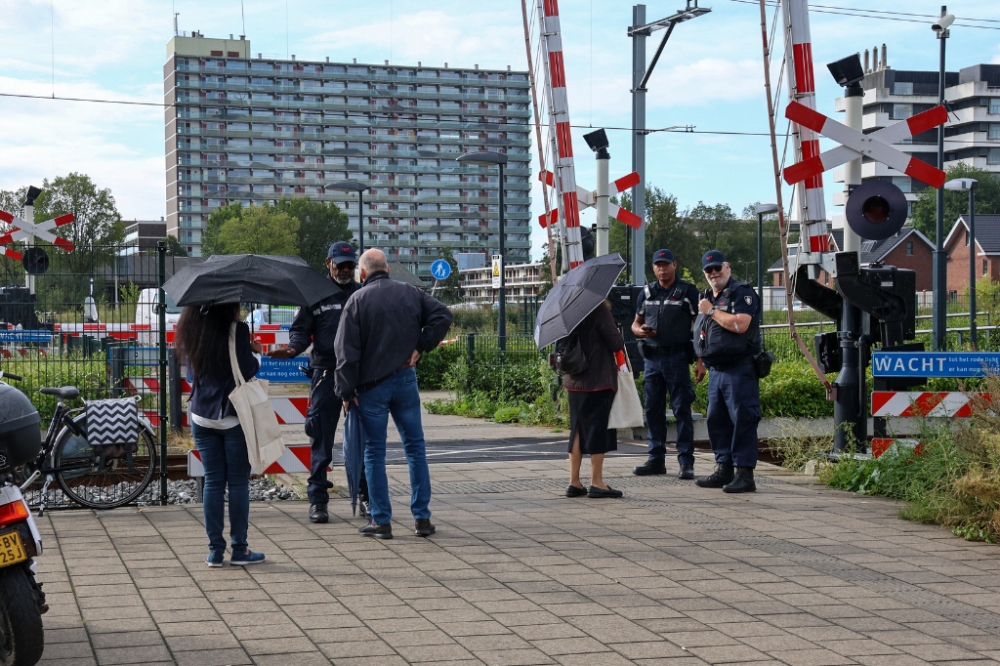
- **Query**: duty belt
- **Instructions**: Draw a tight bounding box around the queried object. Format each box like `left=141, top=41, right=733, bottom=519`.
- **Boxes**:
left=642, top=342, right=688, bottom=356
left=708, top=356, right=754, bottom=372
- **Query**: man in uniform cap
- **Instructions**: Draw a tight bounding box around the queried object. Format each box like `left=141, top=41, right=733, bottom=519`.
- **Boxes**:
left=631, top=249, right=702, bottom=479
left=268, top=241, right=365, bottom=522
left=692, top=250, right=762, bottom=493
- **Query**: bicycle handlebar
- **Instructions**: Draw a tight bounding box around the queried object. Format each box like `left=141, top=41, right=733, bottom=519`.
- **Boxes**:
left=0, top=371, right=23, bottom=382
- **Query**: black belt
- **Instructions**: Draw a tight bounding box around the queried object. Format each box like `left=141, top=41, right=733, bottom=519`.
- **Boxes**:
left=642, top=342, right=688, bottom=356
left=708, top=356, right=754, bottom=372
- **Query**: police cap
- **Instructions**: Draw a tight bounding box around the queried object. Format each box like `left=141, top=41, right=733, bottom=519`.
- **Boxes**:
left=327, top=241, right=357, bottom=264
left=701, top=250, right=727, bottom=271
left=652, top=249, right=675, bottom=264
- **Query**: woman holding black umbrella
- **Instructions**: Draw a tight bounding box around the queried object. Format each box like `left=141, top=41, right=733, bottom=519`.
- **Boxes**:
left=176, top=303, right=266, bottom=567
left=564, top=300, right=626, bottom=499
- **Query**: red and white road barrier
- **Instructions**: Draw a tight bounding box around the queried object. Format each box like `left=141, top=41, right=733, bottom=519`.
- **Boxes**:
left=871, top=391, right=991, bottom=418
left=187, top=444, right=330, bottom=477
left=781, top=0, right=829, bottom=259
left=783, top=102, right=948, bottom=188
left=143, top=397, right=308, bottom=429
left=537, top=0, right=584, bottom=269
left=538, top=170, right=642, bottom=230
left=871, top=438, right=923, bottom=459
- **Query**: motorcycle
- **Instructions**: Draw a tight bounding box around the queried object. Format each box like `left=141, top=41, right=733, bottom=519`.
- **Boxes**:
left=0, top=372, right=46, bottom=666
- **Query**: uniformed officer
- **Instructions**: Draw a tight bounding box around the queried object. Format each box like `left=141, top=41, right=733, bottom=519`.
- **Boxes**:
left=693, top=250, right=762, bottom=493
left=267, top=241, right=365, bottom=522
left=631, top=249, right=703, bottom=479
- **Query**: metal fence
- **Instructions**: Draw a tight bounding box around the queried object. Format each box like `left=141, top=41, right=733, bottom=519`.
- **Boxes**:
left=0, top=243, right=178, bottom=507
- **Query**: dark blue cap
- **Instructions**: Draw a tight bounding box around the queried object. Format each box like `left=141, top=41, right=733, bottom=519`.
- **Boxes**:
left=327, top=241, right=357, bottom=264
left=652, top=249, right=675, bottom=264
left=701, top=250, right=727, bottom=270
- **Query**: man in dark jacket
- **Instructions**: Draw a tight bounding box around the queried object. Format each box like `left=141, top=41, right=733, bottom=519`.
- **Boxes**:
left=334, top=249, right=453, bottom=540
left=267, top=241, right=361, bottom=523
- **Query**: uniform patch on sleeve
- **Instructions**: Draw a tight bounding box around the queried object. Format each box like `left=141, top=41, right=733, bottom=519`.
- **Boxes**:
left=744, top=296, right=752, bottom=305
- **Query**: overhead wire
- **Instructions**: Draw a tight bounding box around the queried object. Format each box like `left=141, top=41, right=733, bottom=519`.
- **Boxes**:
left=728, top=0, right=1000, bottom=30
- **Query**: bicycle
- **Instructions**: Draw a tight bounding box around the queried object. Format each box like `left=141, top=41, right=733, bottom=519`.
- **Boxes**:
left=9, top=374, right=158, bottom=513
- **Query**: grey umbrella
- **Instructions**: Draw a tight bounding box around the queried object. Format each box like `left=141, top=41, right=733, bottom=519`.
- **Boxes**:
left=163, top=254, right=338, bottom=307
left=342, top=406, right=365, bottom=516
left=534, top=253, right=626, bottom=349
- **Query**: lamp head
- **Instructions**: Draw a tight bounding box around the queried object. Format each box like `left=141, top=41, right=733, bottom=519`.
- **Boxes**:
left=754, top=203, right=779, bottom=216
left=932, top=13, right=955, bottom=33
left=324, top=180, right=369, bottom=192
left=456, top=151, right=508, bottom=167
left=826, top=54, right=865, bottom=88
left=23, top=186, right=42, bottom=207
left=944, top=178, right=978, bottom=191
left=583, top=129, right=610, bottom=159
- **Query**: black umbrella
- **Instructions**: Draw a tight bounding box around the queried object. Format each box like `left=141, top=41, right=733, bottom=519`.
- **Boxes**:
left=342, top=406, right=365, bottom=516
left=163, top=254, right=337, bottom=307
left=534, top=253, right=626, bottom=349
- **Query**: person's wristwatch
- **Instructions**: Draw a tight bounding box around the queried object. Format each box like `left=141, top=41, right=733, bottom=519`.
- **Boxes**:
left=706, top=307, right=716, bottom=316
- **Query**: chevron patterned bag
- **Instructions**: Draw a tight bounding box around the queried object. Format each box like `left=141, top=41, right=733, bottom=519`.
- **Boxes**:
left=85, top=397, right=140, bottom=457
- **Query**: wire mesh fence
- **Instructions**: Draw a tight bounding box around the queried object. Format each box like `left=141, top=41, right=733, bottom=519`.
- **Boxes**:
left=0, top=243, right=189, bottom=508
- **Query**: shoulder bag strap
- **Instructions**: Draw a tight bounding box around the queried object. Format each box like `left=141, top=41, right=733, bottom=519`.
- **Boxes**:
left=229, top=322, right=246, bottom=388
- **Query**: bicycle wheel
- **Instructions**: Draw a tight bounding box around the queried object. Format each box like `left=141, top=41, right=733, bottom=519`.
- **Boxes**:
left=53, top=421, right=158, bottom=509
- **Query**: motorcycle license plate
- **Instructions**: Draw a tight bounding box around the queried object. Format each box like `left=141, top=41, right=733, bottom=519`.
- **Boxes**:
left=0, top=531, right=26, bottom=567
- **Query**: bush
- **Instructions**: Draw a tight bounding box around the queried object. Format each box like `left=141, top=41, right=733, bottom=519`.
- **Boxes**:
left=2, top=357, right=109, bottom=421
left=416, top=341, right=461, bottom=390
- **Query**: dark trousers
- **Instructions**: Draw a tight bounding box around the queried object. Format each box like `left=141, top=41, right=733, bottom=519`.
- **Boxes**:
left=643, top=351, right=695, bottom=466
left=307, top=369, right=367, bottom=505
left=706, top=363, right=761, bottom=468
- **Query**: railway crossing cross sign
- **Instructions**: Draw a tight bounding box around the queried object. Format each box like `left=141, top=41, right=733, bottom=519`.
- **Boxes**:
left=538, top=170, right=643, bottom=230
left=782, top=101, right=949, bottom=189
left=0, top=209, right=76, bottom=262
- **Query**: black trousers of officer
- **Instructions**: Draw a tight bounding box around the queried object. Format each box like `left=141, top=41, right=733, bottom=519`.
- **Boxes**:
left=705, top=362, right=762, bottom=468
left=306, top=369, right=367, bottom=505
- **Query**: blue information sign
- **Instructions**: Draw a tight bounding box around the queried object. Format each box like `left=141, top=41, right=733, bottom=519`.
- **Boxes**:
left=430, top=259, right=452, bottom=280
left=257, top=356, right=311, bottom=383
left=871, top=351, right=1000, bottom=378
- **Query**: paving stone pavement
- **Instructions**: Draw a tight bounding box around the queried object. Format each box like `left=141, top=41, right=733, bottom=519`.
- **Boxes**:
left=34, top=454, right=1000, bottom=666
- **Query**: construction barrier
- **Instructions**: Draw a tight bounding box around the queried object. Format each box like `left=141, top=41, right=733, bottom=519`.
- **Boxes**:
left=871, top=391, right=991, bottom=418
left=187, top=444, right=327, bottom=477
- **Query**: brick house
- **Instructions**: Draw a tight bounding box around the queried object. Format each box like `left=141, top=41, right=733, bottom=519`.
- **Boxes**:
left=769, top=228, right=934, bottom=292
left=944, top=214, right=1000, bottom=299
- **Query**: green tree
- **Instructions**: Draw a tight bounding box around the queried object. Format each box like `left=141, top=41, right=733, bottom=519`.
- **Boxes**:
left=203, top=202, right=244, bottom=256
left=165, top=234, right=188, bottom=257
left=216, top=205, right=299, bottom=255
left=273, top=197, right=352, bottom=271
left=911, top=164, right=1000, bottom=244
left=32, top=173, right=125, bottom=271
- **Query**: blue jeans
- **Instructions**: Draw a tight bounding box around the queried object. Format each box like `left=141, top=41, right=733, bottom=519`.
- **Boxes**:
left=706, top=363, right=762, bottom=468
left=356, top=367, right=431, bottom=525
left=643, top=351, right=696, bottom=466
left=193, top=422, right=251, bottom=554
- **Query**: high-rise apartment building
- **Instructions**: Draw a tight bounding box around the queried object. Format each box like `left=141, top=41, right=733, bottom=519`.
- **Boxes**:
left=163, top=34, right=532, bottom=276
left=833, top=55, right=1000, bottom=227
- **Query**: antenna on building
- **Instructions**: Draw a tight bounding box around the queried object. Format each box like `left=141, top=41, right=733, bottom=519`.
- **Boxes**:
left=864, top=49, right=869, bottom=73
left=881, top=44, right=887, bottom=69
left=174, top=13, right=179, bottom=36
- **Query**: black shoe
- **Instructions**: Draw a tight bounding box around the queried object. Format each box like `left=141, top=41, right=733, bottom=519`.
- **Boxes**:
left=359, top=520, right=393, bottom=539
left=633, top=459, right=666, bottom=476
left=566, top=485, right=587, bottom=497
left=695, top=463, right=735, bottom=488
left=678, top=466, right=695, bottom=480
left=414, top=519, right=436, bottom=537
left=588, top=485, right=623, bottom=498
left=723, top=467, right=757, bottom=493
left=309, top=504, right=329, bottom=524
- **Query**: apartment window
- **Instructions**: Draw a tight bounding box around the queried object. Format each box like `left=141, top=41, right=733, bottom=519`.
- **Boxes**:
left=891, top=176, right=912, bottom=193
left=893, top=82, right=914, bottom=95
left=949, top=290, right=958, bottom=302
left=989, top=148, right=1000, bottom=165
left=985, top=259, right=989, bottom=276
left=890, top=104, right=913, bottom=120
left=989, top=124, right=1000, bottom=140
left=906, top=241, right=913, bottom=256
left=990, top=98, right=1000, bottom=115
left=966, top=230, right=970, bottom=246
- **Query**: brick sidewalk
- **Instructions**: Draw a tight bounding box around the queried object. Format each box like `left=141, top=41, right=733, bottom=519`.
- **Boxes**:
left=36, top=455, right=1000, bottom=666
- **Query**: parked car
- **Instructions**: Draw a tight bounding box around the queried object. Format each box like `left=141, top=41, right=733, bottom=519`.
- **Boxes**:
left=245, top=306, right=298, bottom=327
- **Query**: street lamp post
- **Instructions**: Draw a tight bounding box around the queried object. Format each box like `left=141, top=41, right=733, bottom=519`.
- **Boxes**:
left=754, top=203, right=779, bottom=315
left=457, top=151, right=509, bottom=351
left=325, top=180, right=370, bottom=255
left=945, top=178, right=978, bottom=348
left=932, top=7, right=956, bottom=350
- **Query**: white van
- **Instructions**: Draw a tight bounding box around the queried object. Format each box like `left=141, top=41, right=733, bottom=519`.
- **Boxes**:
left=135, top=288, right=182, bottom=344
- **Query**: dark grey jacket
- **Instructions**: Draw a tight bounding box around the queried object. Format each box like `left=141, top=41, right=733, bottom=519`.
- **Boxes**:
left=334, top=271, right=453, bottom=399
